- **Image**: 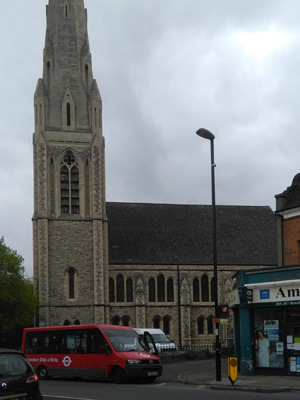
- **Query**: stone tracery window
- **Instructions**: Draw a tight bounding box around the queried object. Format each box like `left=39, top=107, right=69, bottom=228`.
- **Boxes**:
left=61, top=151, right=79, bottom=214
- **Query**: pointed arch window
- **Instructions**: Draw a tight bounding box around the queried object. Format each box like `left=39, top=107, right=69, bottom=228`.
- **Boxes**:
left=67, top=103, right=71, bottom=127
left=193, top=277, right=200, bottom=302
left=201, top=274, right=209, bottom=302
left=61, top=151, right=79, bottom=214
left=126, top=278, right=133, bottom=302
left=62, top=90, right=75, bottom=130
left=163, top=316, right=170, bottom=334
left=153, top=316, right=161, bottom=329
left=47, top=61, right=51, bottom=86
left=67, top=267, right=76, bottom=299
left=167, top=278, right=174, bottom=302
left=211, top=276, right=216, bottom=302
left=149, top=278, right=155, bottom=302
left=111, top=316, right=120, bottom=325
left=207, top=315, right=214, bottom=334
left=197, top=316, right=205, bottom=334
left=109, top=278, right=115, bottom=302
left=157, top=274, right=165, bottom=302
left=85, top=64, right=89, bottom=88
left=116, top=274, right=124, bottom=302
left=122, top=315, right=131, bottom=327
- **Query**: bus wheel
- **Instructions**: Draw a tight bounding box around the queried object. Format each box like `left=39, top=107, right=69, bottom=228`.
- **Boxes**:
left=37, top=365, right=48, bottom=380
left=112, top=367, right=126, bottom=384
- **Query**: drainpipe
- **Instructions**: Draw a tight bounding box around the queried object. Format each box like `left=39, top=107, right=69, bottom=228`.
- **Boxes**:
left=177, top=265, right=182, bottom=350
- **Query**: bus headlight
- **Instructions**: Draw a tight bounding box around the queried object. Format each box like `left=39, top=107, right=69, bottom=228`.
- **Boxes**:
left=127, top=359, right=142, bottom=365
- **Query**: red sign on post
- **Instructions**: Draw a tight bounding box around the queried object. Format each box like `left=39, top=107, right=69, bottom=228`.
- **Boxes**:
left=220, top=305, right=229, bottom=319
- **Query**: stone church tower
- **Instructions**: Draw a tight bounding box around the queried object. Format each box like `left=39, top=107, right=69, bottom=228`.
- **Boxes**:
left=33, top=0, right=109, bottom=326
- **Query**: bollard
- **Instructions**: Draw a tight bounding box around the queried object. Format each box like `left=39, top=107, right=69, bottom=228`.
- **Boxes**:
left=228, top=357, right=238, bottom=385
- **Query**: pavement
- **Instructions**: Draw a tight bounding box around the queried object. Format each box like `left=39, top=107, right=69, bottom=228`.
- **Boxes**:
left=176, top=357, right=300, bottom=392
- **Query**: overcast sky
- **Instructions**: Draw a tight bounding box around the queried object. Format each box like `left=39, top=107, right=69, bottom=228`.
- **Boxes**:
left=1, top=0, right=300, bottom=277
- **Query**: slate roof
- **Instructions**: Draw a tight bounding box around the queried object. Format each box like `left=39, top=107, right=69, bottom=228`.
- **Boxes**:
left=106, top=202, right=277, bottom=266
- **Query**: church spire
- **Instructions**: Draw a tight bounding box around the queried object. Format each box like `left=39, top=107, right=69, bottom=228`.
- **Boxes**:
left=33, top=0, right=108, bottom=327
left=35, top=0, right=101, bottom=131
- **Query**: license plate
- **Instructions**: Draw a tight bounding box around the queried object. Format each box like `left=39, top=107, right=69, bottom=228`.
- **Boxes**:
left=148, top=371, right=158, bottom=376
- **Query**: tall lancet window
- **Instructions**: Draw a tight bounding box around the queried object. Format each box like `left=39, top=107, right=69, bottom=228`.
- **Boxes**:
left=62, top=89, right=75, bottom=130
left=68, top=268, right=76, bottom=299
left=67, top=103, right=71, bottom=127
left=61, top=151, right=79, bottom=214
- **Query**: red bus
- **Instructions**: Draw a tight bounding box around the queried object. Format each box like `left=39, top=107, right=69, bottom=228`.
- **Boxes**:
left=21, top=324, right=163, bottom=384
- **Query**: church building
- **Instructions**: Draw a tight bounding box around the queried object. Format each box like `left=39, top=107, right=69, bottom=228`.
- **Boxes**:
left=33, top=0, right=278, bottom=348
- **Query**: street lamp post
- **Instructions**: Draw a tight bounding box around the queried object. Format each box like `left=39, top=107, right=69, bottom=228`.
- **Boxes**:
left=196, top=128, right=221, bottom=382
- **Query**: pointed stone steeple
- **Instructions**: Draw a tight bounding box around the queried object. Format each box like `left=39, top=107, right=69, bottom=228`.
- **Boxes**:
left=35, top=0, right=101, bottom=131
left=33, top=0, right=108, bottom=327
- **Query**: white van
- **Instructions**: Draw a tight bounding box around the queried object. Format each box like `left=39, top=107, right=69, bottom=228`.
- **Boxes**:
left=134, top=328, right=177, bottom=352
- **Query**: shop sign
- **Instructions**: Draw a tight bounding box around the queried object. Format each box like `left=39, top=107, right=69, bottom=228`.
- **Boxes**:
left=246, top=279, right=300, bottom=304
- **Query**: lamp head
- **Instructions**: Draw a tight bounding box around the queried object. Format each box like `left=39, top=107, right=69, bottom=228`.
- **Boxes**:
left=196, top=128, right=215, bottom=140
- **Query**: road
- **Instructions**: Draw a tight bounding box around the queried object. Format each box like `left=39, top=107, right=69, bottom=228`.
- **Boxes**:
left=40, top=358, right=300, bottom=400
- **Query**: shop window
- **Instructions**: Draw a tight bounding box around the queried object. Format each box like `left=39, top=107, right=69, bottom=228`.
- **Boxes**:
left=254, top=308, right=284, bottom=369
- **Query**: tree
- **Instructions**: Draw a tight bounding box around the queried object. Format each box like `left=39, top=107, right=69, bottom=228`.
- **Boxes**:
left=0, top=237, right=38, bottom=330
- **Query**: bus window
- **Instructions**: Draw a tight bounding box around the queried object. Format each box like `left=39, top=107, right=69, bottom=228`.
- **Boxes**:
left=103, top=329, right=145, bottom=352
left=89, top=329, right=109, bottom=354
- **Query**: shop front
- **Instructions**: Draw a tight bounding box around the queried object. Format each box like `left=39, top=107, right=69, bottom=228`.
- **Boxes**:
left=231, top=267, right=300, bottom=375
